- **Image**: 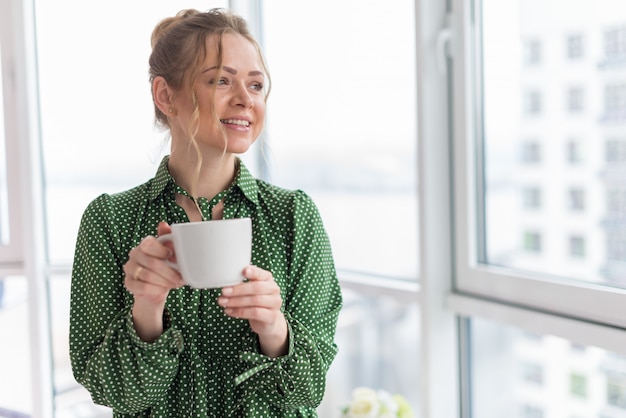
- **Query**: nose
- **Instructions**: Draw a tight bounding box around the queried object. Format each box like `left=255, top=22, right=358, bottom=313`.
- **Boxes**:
left=231, top=82, right=254, bottom=108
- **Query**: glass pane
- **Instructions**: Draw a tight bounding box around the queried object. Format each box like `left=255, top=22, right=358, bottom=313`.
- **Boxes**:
left=263, top=0, right=419, bottom=280
left=0, top=277, right=31, bottom=416
left=471, top=316, right=626, bottom=418
left=483, top=0, right=626, bottom=285
left=34, top=0, right=229, bottom=265
left=318, top=287, right=419, bottom=416
left=50, top=275, right=110, bottom=418
left=0, top=41, right=11, bottom=246
left=34, top=2, right=227, bottom=415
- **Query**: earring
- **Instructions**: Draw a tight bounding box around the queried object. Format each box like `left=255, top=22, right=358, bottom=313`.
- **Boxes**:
left=168, top=108, right=173, bottom=113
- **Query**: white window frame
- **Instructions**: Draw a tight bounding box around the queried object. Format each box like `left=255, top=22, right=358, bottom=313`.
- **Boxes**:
left=447, top=0, right=626, bottom=359
left=0, top=0, right=53, bottom=416
left=0, top=0, right=26, bottom=267
left=11, top=0, right=626, bottom=417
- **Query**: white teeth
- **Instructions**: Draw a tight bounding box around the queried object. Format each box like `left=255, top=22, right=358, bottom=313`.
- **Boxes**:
left=220, top=119, right=250, bottom=126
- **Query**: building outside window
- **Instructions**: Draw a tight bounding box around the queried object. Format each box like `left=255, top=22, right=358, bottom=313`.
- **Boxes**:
left=567, top=139, right=584, bottom=164
left=604, top=26, right=626, bottom=60
left=522, top=141, right=542, bottom=164
left=604, top=84, right=626, bottom=121
left=570, top=372, right=588, bottom=398
left=522, top=404, right=545, bottom=418
left=567, top=86, right=585, bottom=113
left=568, top=235, right=586, bottom=258
left=568, top=188, right=586, bottom=211
left=524, top=90, right=543, bottom=115
left=567, top=34, right=584, bottom=59
left=525, top=39, right=542, bottom=65
left=606, top=139, right=626, bottom=163
left=523, top=187, right=542, bottom=209
left=522, top=362, right=544, bottom=385
left=523, top=231, right=542, bottom=252
left=606, top=372, right=626, bottom=409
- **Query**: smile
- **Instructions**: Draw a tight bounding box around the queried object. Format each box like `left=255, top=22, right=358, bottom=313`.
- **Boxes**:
left=220, top=119, right=250, bottom=127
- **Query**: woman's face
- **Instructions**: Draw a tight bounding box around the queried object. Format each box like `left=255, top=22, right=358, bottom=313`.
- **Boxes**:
left=171, top=33, right=266, bottom=155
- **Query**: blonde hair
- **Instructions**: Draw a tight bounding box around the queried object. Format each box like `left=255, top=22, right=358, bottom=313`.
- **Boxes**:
left=148, top=9, right=271, bottom=212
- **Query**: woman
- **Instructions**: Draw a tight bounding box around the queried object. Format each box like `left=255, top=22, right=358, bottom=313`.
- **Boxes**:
left=70, top=8, right=342, bottom=417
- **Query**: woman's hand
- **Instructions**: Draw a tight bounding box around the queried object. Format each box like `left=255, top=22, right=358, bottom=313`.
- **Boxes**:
left=123, top=221, right=185, bottom=342
left=218, top=265, right=288, bottom=357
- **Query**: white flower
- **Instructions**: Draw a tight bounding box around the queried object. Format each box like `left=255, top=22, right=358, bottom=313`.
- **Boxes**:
left=341, top=387, right=414, bottom=418
left=345, top=387, right=380, bottom=418
left=352, top=387, right=379, bottom=401
left=377, top=390, right=399, bottom=418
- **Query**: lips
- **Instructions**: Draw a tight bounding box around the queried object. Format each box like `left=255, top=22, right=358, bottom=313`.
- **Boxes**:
left=220, top=118, right=250, bottom=127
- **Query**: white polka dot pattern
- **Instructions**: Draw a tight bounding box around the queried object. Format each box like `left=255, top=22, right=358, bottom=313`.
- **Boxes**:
left=69, top=156, right=343, bottom=417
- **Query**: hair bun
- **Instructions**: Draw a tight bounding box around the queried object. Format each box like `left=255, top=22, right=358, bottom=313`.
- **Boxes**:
left=151, top=9, right=201, bottom=49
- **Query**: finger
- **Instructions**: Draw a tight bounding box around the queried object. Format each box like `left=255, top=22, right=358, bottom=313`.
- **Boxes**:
left=138, top=262, right=183, bottom=288
left=243, top=265, right=273, bottom=282
left=137, top=235, right=173, bottom=260
left=224, top=306, right=274, bottom=321
left=125, top=247, right=182, bottom=289
left=222, top=279, right=279, bottom=300
left=157, top=221, right=172, bottom=237
left=218, top=292, right=281, bottom=310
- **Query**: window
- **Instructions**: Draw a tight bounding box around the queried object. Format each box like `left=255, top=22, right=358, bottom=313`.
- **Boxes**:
left=33, top=0, right=231, bottom=415
left=607, top=372, right=626, bottom=409
left=0, top=55, right=9, bottom=248
left=604, top=26, right=626, bottom=61
left=568, top=188, right=586, bottom=211
left=457, top=0, right=626, bottom=286
left=606, top=189, right=626, bottom=214
left=603, top=84, right=626, bottom=122
left=524, top=90, right=543, bottom=115
left=567, top=34, right=584, bottom=59
left=6, top=0, right=626, bottom=416
left=606, top=139, right=626, bottom=163
left=262, top=1, right=418, bottom=280
left=567, top=139, right=584, bottom=164
left=524, top=39, right=542, bottom=65
left=523, top=187, right=542, bottom=209
left=570, top=372, right=588, bottom=398
left=452, top=1, right=626, bottom=417
left=569, top=235, right=586, bottom=258
left=522, top=405, right=544, bottom=418
left=262, top=2, right=419, bottom=413
left=523, top=231, right=542, bottom=253
left=567, top=87, right=585, bottom=113
left=606, top=227, right=626, bottom=262
left=522, top=362, right=544, bottom=385
left=468, top=317, right=626, bottom=418
left=0, top=11, right=24, bottom=264
left=522, top=141, right=542, bottom=163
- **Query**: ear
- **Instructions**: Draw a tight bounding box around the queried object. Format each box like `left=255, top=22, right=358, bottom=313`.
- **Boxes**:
left=153, top=76, right=176, bottom=115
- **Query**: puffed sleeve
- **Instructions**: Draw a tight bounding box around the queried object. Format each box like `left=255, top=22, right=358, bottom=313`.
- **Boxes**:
left=236, top=190, right=342, bottom=410
left=69, top=194, right=184, bottom=414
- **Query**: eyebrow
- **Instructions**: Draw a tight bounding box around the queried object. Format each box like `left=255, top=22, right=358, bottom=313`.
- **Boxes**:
left=203, top=65, right=264, bottom=77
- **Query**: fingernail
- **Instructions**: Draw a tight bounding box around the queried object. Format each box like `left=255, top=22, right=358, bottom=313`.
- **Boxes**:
left=218, top=297, right=228, bottom=307
left=222, top=287, right=233, bottom=296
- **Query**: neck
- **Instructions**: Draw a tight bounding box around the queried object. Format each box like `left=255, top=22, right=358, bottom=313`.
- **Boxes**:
left=168, top=148, right=238, bottom=200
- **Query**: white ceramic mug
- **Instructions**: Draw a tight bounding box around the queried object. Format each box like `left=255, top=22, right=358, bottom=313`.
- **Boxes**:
left=157, top=218, right=252, bottom=289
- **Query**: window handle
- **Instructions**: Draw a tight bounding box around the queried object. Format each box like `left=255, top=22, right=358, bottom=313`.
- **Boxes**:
left=436, top=13, right=454, bottom=74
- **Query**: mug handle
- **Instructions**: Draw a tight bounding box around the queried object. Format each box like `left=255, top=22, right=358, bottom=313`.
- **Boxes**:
left=156, top=234, right=180, bottom=271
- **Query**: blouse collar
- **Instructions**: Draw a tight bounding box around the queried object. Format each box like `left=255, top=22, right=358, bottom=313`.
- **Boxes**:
left=147, top=155, right=260, bottom=207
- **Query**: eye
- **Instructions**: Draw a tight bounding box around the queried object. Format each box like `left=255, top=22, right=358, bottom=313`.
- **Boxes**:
left=209, top=77, right=229, bottom=86
left=249, top=82, right=264, bottom=91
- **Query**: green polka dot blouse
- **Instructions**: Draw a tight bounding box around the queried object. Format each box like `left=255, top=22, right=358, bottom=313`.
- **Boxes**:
left=70, top=156, right=342, bottom=417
